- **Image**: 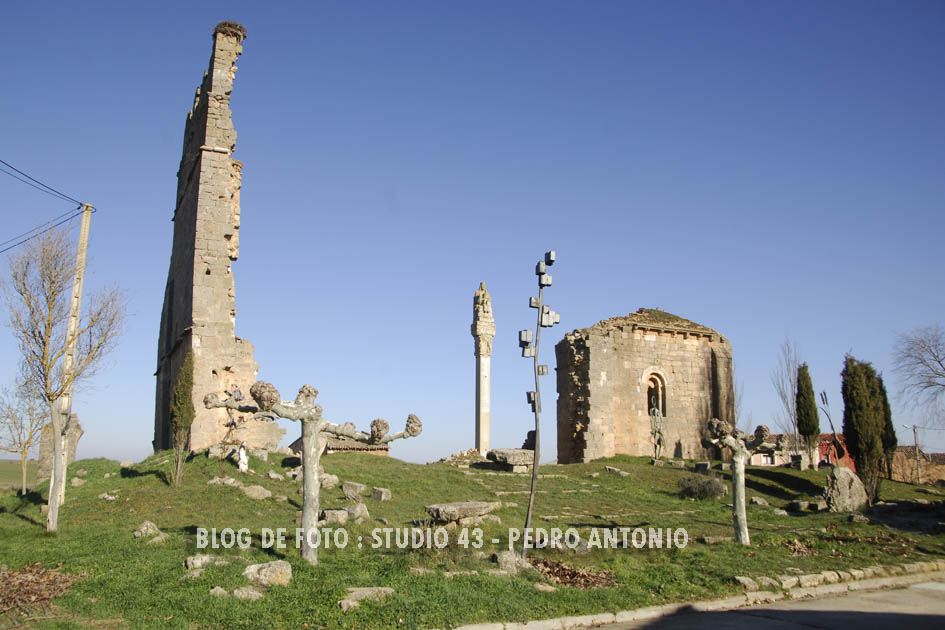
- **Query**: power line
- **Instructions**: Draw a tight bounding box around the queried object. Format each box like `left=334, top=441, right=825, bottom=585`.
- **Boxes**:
left=0, top=207, right=84, bottom=249
left=0, top=158, right=83, bottom=205
left=0, top=207, right=92, bottom=256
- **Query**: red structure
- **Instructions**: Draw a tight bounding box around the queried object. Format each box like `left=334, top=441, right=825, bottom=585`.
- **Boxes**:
left=818, top=433, right=856, bottom=472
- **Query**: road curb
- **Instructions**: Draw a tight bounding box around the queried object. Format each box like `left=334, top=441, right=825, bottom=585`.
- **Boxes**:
left=438, top=564, right=945, bottom=630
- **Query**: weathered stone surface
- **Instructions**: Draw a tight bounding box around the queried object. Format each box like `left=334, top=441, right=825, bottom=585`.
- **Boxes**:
left=779, top=575, right=799, bottom=589
left=210, top=586, right=228, bottom=597
left=233, top=585, right=264, bottom=601
left=749, top=496, right=769, bottom=506
left=734, top=576, right=759, bottom=591
left=98, top=492, right=116, bottom=501
left=148, top=532, right=169, bottom=544
left=134, top=521, right=162, bottom=538
left=75, top=468, right=87, bottom=476
left=756, top=576, right=780, bottom=590
left=492, top=551, right=534, bottom=575
left=699, top=536, right=734, bottom=545
left=346, top=503, right=370, bottom=523
left=534, top=582, right=557, bottom=592
left=267, top=470, right=284, bottom=481
left=322, top=509, right=348, bottom=525
left=694, top=462, right=711, bottom=474
left=809, top=501, right=828, bottom=512
left=487, top=449, right=534, bottom=466
left=798, top=573, right=824, bottom=588
left=185, top=554, right=215, bottom=570
left=824, top=467, right=868, bottom=513
left=70, top=477, right=85, bottom=487
left=372, top=487, right=391, bottom=501
left=338, top=587, right=394, bottom=612
left=788, top=500, right=810, bottom=512
left=207, top=476, right=243, bottom=487
left=342, top=481, right=366, bottom=501
left=556, top=309, right=734, bottom=464
left=241, top=485, right=271, bottom=500
left=244, top=560, right=291, bottom=586
left=773, top=508, right=789, bottom=516
left=37, top=416, right=82, bottom=482
left=426, top=501, right=500, bottom=523
left=153, top=23, right=285, bottom=454
left=320, top=473, right=339, bottom=489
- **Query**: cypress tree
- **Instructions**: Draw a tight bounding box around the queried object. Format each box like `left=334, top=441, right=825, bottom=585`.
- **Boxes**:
left=841, top=356, right=884, bottom=504
left=878, top=375, right=897, bottom=480
left=170, top=352, right=195, bottom=487
left=795, top=363, right=820, bottom=470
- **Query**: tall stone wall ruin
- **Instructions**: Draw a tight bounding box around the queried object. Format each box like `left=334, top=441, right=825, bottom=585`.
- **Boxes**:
left=556, top=309, right=734, bottom=464
left=154, top=23, right=283, bottom=453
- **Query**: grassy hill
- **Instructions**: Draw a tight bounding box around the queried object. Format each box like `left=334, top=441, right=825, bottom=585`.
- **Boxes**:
left=0, top=452, right=943, bottom=629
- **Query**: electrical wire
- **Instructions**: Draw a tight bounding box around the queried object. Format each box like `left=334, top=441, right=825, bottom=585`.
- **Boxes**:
left=0, top=158, right=83, bottom=205
left=0, top=208, right=91, bottom=256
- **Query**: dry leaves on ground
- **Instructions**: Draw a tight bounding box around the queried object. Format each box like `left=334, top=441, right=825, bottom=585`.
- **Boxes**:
left=0, top=563, right=84, bottom=618
left=530, top=558, right=617, bottom=588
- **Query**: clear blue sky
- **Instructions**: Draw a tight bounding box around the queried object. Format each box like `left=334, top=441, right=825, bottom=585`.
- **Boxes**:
left=2, top=1, right=943, bottom=463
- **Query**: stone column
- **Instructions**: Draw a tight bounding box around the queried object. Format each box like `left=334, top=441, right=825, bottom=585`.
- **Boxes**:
left=471, top=282, right=496, bottom=456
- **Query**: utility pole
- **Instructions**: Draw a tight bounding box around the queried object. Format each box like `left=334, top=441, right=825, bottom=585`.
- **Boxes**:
left=913, top=424, right=921, bottom=484
left=54, top=203, right=92, bottom=504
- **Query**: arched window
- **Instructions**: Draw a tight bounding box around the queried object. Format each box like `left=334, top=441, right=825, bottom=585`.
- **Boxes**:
left=647, top=374, right=667, bottom=417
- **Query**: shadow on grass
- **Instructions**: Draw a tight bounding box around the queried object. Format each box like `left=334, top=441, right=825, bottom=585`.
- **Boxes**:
left=745, top=467, right=824, bottom=498
left=120, top=467, right=170, bottom=485
left=636, top=604, right=945, bottom=629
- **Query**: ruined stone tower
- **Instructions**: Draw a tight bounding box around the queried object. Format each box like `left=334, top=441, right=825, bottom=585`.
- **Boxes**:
left=471, top=282, right=495, bottom=455
left=556, top=308, right=734, bottom=463
left=154, top=22, right=284, bottom=452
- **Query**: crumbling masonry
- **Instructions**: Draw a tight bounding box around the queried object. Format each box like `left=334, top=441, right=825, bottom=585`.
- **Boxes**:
left=154, top=23, right=284, bottom=452
left=556, top=308, right=734, bottom=463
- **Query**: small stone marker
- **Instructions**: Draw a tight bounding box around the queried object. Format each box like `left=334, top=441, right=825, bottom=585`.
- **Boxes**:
left=347, top=503, right=370, bottom=523
left=241, top=485, right=272, bottom=500
left=788, top=500, right=810, bottom=512
left=749, top=496, right=769, bottom=506
left=486, top=448, right=534, bottom=473
left=207, top=476, right=243, bottom=487
left=70, top=477, right=85, bottom=487
left=694, top=462, right=711, bottom=474
left=534, top=583, right=556, bottom=592
left=425, top=501, right=501, bottom=524
left=372, top=487, right=392, bottom=501
left=210, top=586, right=228, bottom=597
left=773, top=508, right=788, bottom=516
left=233, top=585, right=264, bottom=601
left=320, top=473, right=339, bottom=489
left=134, top=521, right=162, bottom=538
left=338, top=587, right=394, bottom=612
left=342, top=481, right=367, bottom=501
left=492, top=551, right=534, bottom=576
left=267, top=470, right=284, bottom=481
left=244, top=560, right=291, bottom=586
left=321, top=509, right=348, bottom=525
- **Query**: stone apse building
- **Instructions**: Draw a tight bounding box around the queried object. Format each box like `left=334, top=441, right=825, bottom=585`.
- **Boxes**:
left=556, top=308, right=734, bottom=464
left=154, top=23, right=283, bottom=452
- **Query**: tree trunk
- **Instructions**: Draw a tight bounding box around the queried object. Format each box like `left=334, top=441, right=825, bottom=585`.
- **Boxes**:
left=20, top=450, right=28, bottom=496
left=46, top=404, right=65, bottom=532
left=174, top=443, right=184, bottom=487
left=300, top=418, right=322, bottom=566
left=731, top=449, right=750, bottom=545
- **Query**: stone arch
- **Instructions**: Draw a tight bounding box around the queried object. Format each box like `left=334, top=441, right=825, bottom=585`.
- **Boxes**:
left=641, top=367, right=668, bottom=417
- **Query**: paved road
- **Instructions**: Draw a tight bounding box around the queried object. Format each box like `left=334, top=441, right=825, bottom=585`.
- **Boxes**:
left=610, top=581, right=945, bottom=629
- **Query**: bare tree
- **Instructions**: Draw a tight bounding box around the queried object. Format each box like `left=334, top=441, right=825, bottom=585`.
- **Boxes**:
left=893, top=324, right=945, bottom=415
left=770, top=337, right=800, bottom=451
left=0, top=385, right=47, bottom=495
left=1, top=228, right=125, bottom=531
left=206, top=381, right=422, bottom=566
left=706, top=419, right=784, bottom=545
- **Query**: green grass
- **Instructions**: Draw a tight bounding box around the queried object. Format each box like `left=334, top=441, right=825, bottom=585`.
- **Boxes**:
left=0, top=458, right=35, bottom=490
left=0, top=453, right=942, bottom=630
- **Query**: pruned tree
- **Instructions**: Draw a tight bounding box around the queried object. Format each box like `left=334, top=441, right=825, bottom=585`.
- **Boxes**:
left=892, top=324, right=945, bottom=414
left=770, top=337, right=800, bottom=452
left=877, top=375, right=897, bottom=480
left=0, top=385, right=47, bottom=495
left=1, top=228, right=125, bottom=531
left=841, top=356, right=884, bottom=504
left=706, top=419, right=783, bottom=545
left=795, top=363, right=820, bottom=470
left=170, top=352, right=195, bottom=487
left=205, top=381, right=422, bottom=565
